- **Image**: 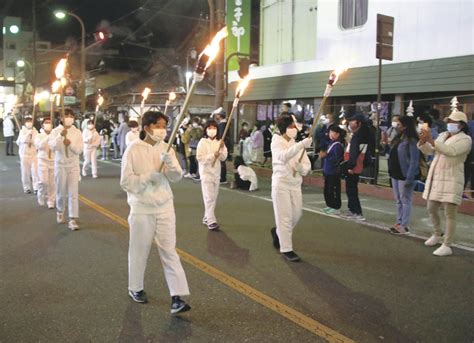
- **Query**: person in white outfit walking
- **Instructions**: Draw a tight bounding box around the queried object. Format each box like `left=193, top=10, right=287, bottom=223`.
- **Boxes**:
left=120, top=111, right=191, bottom=314
left=35, top=118, right=56, bottom=208
left=125, top=119, right=140, bottom=148
left=82, top=120, right=100, bottom=178
left=196, top=120, right=228, bottom=230
left=270, top=113, right=312, bottom=262
left=418, top=111, right=472, bottom=256
left=48, top=109, right=83, bottom=230
left=16, top=116, right=39, bottom=194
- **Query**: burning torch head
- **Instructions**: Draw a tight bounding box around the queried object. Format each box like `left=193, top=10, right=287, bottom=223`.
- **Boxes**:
left=328, top=67, right=348, bottom=86
left=195, top=27, right=228, bottom=75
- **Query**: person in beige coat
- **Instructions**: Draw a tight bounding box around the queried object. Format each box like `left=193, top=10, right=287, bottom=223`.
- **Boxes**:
left=418, top=111, right=472, bottom=256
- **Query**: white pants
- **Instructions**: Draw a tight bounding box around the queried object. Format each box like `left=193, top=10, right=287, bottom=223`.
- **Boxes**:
left=55, top=164, right=80, bottom=218
left=272, top=184, right=303, bottom=253
left=201, top=179, right=220, bottom=225
left=82, top=148, right=97, bottom=177
left=128, top=212, right=190, bottom=296
left=37, top=160, right=55, bottom=207
left=20, top=157, right=38, bottom=192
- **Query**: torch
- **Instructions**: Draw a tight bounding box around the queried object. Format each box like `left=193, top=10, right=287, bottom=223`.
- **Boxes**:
left=293, top=68, right=348, bottom=176
left=163, top=91, right=176, bottom=115
left=55, top=57, right=68, bottom=157
left=95, top=95, right=104, bottom=126
left=51, top=80, right=61, bottom=127
left=159, top=27, right=228, bottom=172
left=140, top=87, right=151, bottom=116
left=211, top=76, right=250, bottom=167
left=32, top=91, right=41, bottom=126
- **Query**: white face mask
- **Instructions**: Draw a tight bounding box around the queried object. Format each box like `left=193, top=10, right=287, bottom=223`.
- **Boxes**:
left=25, top=122, right=33, bottom=129
left=131, top=127, right=139, bottom=132
left=88, top=124, right=94, bottom=130
left=447, top=123, right=460, bottom=134
left=148, top=128, right=167, bottom=142
left=192, top=123, right=199, bottom=128
left=286, top=127, right=298, bottom=139
left=43, top=123, right=52, bottom=131
left=64, top=117, right=74, bottom=127
left=391, top=121, right=399, bottom=128
left=207, top=128, right=217, bottom=138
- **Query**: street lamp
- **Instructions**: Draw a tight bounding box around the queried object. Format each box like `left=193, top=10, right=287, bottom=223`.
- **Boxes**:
left=54, top=10, right=86, bottom=113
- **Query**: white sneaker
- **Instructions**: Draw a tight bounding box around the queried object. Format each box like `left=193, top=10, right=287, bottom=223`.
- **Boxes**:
left=68, top=219, right=79, bottom=231
left=183, top=173, right=192, bottom=178
left=38, top=198, right=45, bottom=206
left=433, top=244, right=452, bottom=256
left=355, top=214, right=366, bottom=221
left=47, top=203, right=55, bottom=209
left=424, top=234, right=442, bottom=247
left=92, top=175, right=98, bottom=179
left=82, top=170, right=87, bottom=177
left=57, top=212, right=65, bottom=224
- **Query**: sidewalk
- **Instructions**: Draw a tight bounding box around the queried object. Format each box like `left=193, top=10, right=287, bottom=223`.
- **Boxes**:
left=240, top=164, right=474, bottom=250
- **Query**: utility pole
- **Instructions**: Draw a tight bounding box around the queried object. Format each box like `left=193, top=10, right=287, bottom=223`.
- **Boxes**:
left=214, top=0, right=225, bottom=108
left=32, top=0, right=37, bottom=103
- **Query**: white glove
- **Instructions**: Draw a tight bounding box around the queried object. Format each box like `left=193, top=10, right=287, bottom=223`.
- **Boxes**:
left=160, top=152, right=172, bottom=165
left=301, top=137, right=313, bottom=149
left=295, top=163, right=305, bottom=174
left=150, top=172, right=165, bottom=185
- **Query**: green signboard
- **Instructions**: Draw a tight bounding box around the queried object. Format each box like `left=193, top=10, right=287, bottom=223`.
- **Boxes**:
left=226, top=0, right=251, bottom=71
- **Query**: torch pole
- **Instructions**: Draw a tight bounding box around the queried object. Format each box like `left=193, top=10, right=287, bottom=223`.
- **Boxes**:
left=211, top=96, right=240, bottom=167
left=12, top=110, right=21, bottom=131
left=50, top=96, right=54, bottom=126
left=164, top=100, right=170, bottom=115
left=158, top=78, right=199, bottom=172
left=60, top=84, right=68, bottom=158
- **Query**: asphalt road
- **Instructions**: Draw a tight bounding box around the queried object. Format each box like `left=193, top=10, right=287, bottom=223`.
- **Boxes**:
left=1, top=155, right=473, bottom=343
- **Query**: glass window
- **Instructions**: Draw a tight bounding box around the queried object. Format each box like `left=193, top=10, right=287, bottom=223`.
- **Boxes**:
left=340, top=0, right=368, bottom=29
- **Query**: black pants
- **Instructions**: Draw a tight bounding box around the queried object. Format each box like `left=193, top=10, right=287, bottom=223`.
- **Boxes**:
left=464, top=152, right=473, bottom=191
left=324, top=174, right=341, bottom=209
left=220, top=160, right=227, bottom=182
left=5, top=136, right=14, bottom=155
left=345, top=174, right=362, bottom=215
left=234, top=173, right=251, bottom=190
left=189, top=155, right=198, bottom=175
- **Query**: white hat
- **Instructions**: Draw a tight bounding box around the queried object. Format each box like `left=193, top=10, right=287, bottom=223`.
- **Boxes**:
left=448, top=111, right=467, bottom=123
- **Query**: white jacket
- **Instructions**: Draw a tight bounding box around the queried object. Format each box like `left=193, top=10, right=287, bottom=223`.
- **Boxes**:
left=3, top=117, right=15, bottom=137
left=48, top=125, right=84, bottom=166
left=125, top=130, right=140, bottom=147
left=120, top=139, right=182, bottom=214
left=271, top=134, right=311, bottom=188
left=237, top=165, right=258, bottom=191
left=196, top=138, right=228, bottom=181
left=16, top=126, right=38, bottom=159
left=418, top=131, right=472, bottom=205
left=83, top=129, right=100, bottom=149
left=35, top=129, right=54, bottom=162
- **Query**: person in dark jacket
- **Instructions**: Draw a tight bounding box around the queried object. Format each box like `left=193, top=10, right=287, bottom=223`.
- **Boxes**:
left=215, top=111, right=230, bottom=183
left=262, top=124, right=273, bottom=165
left=388, top=116, right=420, bottom=234
left=341, top=114, right=369, bottom=221
left=322, top=125, right=346, bottom=215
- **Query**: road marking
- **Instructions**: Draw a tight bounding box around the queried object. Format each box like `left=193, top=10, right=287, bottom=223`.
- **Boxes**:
left=78, top=194, right=355, bottom=343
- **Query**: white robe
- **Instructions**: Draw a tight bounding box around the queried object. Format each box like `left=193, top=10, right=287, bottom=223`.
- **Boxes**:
left=16, top=126, right=39, bottom=192
left=271, top=134, right=311, bottom=253
left=82, top=128, right=100, bottom=177
left=120, top=139, right=189, bottom=296
left=49, top=125, right=83, bottom=218
left=196, top=138, right=228, bottom=225
left=35, top=130, right=55, bottom=207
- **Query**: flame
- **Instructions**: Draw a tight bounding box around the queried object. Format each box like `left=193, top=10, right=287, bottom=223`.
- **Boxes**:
left=328, top=67, right=349, bottom=86
left=141, top=87, right=151, bottom=100
left=168, top=92, right=176, bottom=101
left=236, top=76, right=251, bottom=97
left=97, top=95, right=104, bottom=106
left=201, top=27, right=228, bottom=69
left=34, top=92, right=42, bottom=104
left=60, top=77, right=67, bottom=87
left=52, top=80, right=61, bottom=93
left=55, top=58, right=68, bottom=79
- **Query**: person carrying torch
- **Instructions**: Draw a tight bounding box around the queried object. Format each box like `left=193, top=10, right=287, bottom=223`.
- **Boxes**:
left=16, top=115, right=39, bottom=194
left=35, top=117, right=56, bottom=208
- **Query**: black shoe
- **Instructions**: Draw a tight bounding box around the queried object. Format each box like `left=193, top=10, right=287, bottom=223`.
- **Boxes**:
left=270, top=227, right=280, bottom=249
left=128, top=290, right=148, bottom=303
left=170, top=296, right=191, bottom=315
left=282, top=251, right=301, bottom=262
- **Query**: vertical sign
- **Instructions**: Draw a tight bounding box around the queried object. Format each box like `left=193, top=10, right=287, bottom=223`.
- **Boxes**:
left=226, top=0, right=251, bottom=71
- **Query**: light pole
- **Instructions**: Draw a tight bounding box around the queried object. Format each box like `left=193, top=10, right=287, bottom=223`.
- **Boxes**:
left=54, top=10, right=86, bottom=114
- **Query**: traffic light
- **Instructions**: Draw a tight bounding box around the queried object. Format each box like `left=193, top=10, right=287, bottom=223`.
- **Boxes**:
left=94, top=31, right=112, bottom=43
left=238, top=58, right=250, bottom=79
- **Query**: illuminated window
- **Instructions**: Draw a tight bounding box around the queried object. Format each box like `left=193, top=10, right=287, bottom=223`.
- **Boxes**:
left=340, top=0, right=368, bottom=29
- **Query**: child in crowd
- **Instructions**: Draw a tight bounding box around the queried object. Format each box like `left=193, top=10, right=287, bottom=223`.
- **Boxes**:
left=35, top=118, right=55, bottom=208
left=125, top=119, right=140, bottom=148
left=99, top=129, right=109, bottom=160
left=233, top=155, right=258, bottom=191
left=82, top=120, right=100, bottom=178
left=16, top=116, right=39, bottom=194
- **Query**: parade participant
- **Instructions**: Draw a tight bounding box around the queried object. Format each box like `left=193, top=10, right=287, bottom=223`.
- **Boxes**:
left=120, top=111, right=191, bottom=314
left=35, top=118, right=55, bottom=208
left=322, top=125, right=346, bottom=215
left=49, top=109, right=83, bottom=230
left=196, top=120, right=228, bottom=230
left=3, top=112, right=15, bottom=156
left=388, top=116, right=420, bottom=234
left=418, top=111, right=472, bottom=256
left=16, top=116, right=39, bottom=194
left=82, top=120, right=100, bottom=178
left=125, top=119, right=140, bottom=148
left=270, top=113, right=312, bottom=262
